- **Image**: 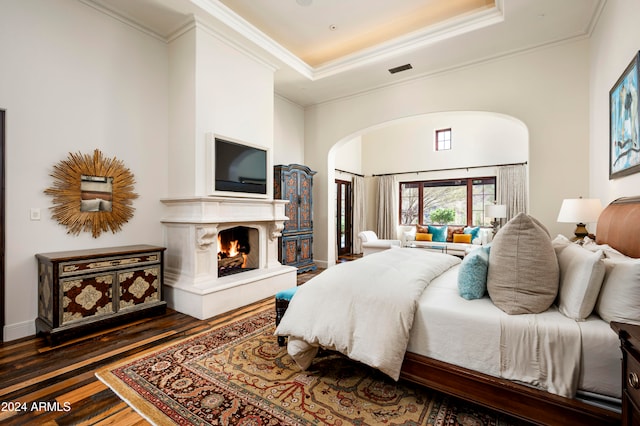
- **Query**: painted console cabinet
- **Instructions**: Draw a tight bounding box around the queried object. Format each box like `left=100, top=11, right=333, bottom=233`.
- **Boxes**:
left=35, top=245, right=166, bottom=345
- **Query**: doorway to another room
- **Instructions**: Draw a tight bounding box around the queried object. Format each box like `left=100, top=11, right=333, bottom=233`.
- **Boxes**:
left=336, top=179, right=352, bottom=257
left=1, top=110, right=5, bottom=342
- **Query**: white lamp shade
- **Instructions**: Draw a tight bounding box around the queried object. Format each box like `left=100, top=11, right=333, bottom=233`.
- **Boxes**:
left=485, top=204, right=507, bottom=218
left=557, top=198, right=603, bottom=223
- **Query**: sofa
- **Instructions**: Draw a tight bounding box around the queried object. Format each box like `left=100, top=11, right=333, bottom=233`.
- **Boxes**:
left=402, top=224, right=492, bottom=257
left=357, top=231, right=402, bottom=256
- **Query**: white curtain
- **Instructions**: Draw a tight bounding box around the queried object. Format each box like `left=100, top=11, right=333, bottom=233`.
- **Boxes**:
left=497, top=164, right=528, bottom=221
left=376, top=175, right=398, bottom=239
left=352, top=175, right=366, bottom=254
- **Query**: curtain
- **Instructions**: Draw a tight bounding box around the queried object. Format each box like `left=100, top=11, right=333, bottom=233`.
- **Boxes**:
left=352, top=175, right=366, bottom=254
left=376, top=175, right=398, bottom=239
left=497, top=164, right=528, bottom=221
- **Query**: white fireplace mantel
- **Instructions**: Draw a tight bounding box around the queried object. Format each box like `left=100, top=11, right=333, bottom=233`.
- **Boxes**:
left=160, top=196, right=297, bottom=319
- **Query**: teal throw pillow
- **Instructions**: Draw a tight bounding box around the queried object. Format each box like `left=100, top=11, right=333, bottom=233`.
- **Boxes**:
left=458, top=245, right=491, bottom=300
left=463, top=226, right=480, bottom=242
left=428, top=225, right=448, bottom=242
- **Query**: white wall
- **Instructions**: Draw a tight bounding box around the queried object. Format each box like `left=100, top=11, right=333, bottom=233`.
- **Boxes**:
left=334, top=136, right=362, bottom=174
left=274, top=95, right=305, bottom=166
left=589, top=0, right=640, bottom=212
left=361, top=112, right=527, bottom=175
left=305, top=40, right=590, bottom=267
left=168, top=21, right=275, bottom=197
left=0, top=0, right=169, bottom=340
left=351, top=111, right=528, bottom=233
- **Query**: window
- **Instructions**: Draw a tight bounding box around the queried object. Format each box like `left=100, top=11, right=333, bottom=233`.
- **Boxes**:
left=399, top=177, right=495, bottom=226
left=435, top=128, right=451, bottom=151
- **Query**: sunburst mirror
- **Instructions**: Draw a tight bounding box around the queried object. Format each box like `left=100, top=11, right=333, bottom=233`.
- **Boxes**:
left=45, top=149, right=138, bottom=238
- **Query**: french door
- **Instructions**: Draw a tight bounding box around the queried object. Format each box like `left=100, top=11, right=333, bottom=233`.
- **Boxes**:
left=336, top=179, right=352, bottom=256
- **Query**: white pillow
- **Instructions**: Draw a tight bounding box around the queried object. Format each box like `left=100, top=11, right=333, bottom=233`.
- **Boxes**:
left=582, top=236, right=627, bottom=260
left=553, top=242, right=605, bottom=321
left=596, top=258, right=640, bottom=325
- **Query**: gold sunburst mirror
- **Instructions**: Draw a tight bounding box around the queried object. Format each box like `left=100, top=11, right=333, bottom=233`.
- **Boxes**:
left=45, top=149, right=138, bottom=238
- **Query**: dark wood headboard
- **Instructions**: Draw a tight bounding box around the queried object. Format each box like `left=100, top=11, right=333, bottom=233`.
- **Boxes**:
left=596, top=196, right=640, bottom=258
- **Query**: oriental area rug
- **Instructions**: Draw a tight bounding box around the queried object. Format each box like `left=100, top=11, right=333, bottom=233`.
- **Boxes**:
left=96, top=308, right=525, bottom=425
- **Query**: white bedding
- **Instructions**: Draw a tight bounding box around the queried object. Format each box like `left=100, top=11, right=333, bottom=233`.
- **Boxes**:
left=275, top=248, right=460, bottom=380
left=499, top=307, right=581, bottom=398
left=276, top=248, right=621, bottom=399
left=407, top=263, right=621, bottom=399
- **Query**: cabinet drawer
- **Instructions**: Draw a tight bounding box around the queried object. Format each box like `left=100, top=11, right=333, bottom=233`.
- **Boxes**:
left=626, top=349, right=640, bottom=411
left=59, top=251, right=161, bottom=277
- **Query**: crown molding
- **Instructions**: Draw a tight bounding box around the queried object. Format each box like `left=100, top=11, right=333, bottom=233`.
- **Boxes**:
left=313, top=2, right=505, bottom=80
left=79, top=0, right=168, bottom=42
left=190, top=0, right=504, bottom=83
left=190, top=0, right=313, bottom=79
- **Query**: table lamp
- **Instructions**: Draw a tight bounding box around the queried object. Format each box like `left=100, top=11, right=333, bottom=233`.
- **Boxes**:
left=557, top=197, right=603, bottom=240
left=485, top=203, right=507, bottom=235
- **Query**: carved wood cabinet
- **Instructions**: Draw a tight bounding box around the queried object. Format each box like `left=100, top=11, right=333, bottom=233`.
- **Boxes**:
left=36, top=245, right=166, bottom=345
left=274, top=164, right=317, bottom=273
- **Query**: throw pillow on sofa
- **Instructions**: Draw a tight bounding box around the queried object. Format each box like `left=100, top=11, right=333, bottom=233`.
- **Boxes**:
left=487, top=213, right=559, bottom=314
left=428, top=225, right=448, bottom=242
left=453, top=233, right=472, bottom=244
left=463, top=226, right=480, bottom=242
left=416, top=233, right=432, bottom=241
left=447, top=226, right=465, bottom=242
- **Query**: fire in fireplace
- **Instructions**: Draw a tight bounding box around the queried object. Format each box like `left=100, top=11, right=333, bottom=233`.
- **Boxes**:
left=218, top=226, right=255, bottom=277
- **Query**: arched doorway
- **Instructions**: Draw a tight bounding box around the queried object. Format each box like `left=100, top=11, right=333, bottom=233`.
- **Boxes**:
left=328, top=111, right=529, bottom=264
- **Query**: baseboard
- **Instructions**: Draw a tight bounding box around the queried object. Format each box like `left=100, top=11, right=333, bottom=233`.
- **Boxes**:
left=314, top=259, right=330, bottom=269
left=4, top=319, right=36, bottom=342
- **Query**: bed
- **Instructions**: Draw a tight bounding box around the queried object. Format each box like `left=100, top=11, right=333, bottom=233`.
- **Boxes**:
left=276, top=197, right=640, bottom=425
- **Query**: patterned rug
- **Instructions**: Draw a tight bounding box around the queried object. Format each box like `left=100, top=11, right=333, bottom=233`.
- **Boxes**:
left=97, top=308, right=525, bottom=425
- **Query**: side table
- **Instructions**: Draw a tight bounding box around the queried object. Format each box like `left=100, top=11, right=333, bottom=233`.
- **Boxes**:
left=612, top=321, right=640, bottom=425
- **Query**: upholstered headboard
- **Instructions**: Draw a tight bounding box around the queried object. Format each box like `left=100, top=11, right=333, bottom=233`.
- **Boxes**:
left=595, top=196, right=640, bottom=258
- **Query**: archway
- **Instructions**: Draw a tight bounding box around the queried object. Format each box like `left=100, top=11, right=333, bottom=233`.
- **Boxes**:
left=326, top=111, right=529, bottom=265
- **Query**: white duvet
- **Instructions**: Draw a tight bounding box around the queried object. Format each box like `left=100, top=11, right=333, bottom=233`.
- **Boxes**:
left=274, top=248, right=460, bottom=380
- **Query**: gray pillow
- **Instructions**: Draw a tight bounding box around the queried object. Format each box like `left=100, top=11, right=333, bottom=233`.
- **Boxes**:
left=487, top=213, right=559, bottom=314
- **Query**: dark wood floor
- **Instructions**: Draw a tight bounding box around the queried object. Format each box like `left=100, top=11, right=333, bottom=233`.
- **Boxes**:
left=0, top=261, right=354, bottom=425
left=0, top=294, right=280, bottom=425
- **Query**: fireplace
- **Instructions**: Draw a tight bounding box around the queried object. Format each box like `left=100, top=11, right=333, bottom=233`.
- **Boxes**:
left=161, top=197, right=297, bottom=320
left=217, top=226, right=258, bottom=276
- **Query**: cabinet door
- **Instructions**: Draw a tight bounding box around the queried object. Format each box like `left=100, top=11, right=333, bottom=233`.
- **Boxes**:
left=60, top=273, right=115, bottom=325
left=117, top=266, right=161, bottom=311
left=282, top=170, right=300, bottom=233
left=297, top=170, right=313, bottom=233
left=280, top=236, right=299, bottom=266
left=297, top=233, right=314, bottom=266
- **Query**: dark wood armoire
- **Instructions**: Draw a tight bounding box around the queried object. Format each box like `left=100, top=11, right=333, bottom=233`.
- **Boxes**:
left=274, top=164, right=317, bottom=273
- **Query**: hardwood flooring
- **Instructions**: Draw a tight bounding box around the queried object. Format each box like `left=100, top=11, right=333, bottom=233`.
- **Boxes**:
left=0, top=261, right=344, bottom=425
left=0, top=288, right=295, bottom=425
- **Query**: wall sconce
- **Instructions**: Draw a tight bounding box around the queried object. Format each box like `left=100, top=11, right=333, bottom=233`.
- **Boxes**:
left=485, top=203, right=507, bottom=236
left=557, top=197, right=603, bottom=240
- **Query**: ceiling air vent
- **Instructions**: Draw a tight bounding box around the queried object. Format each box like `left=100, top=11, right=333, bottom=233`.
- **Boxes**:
left=388, top=64, right=412, bottom=74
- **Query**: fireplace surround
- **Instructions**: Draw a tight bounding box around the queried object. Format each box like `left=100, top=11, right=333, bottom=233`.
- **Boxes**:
left=160, top=197, right=297, bottom=319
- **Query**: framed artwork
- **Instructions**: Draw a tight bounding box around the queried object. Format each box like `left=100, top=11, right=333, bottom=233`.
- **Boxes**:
left=610, top=51, right=640, bottom=179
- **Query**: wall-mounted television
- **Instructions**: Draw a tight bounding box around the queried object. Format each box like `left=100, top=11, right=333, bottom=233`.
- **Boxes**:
left=214, top=137, right=267, bottom=195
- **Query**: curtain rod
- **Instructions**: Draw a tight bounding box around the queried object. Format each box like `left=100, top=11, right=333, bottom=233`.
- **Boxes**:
left=371, top=161, right=527, bottom=177
left=335, top=168, right=364, bottom=177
